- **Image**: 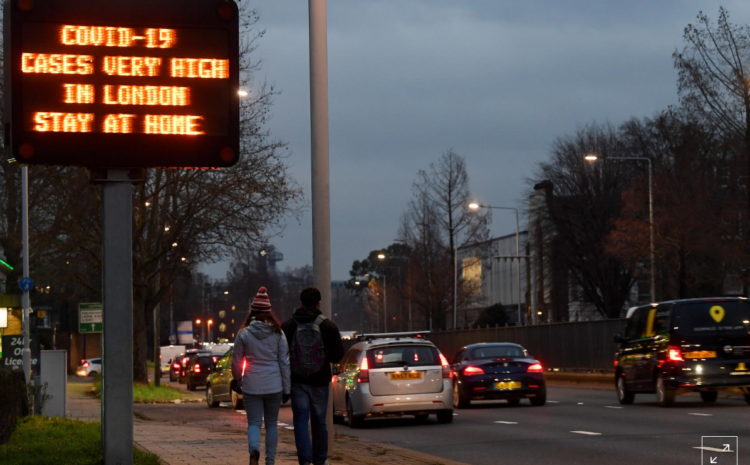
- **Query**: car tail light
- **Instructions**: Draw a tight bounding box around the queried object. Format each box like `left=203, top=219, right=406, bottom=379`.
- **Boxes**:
left=357, top=356, right=369, bottom=383
left=83, top=362, right=90, bottom=368
left=439, top=353, right=451, bottom=378
left=182, top=357, right=188, bottom=366
left=194, top=364, right=201, bottom=373
left=668, top=347, right=684, bottom=362
left=614, top=360, right=618, bottom=367
left=173, top=363, right=180, bottom=369
left=81, top=359, right=87, bottom=365
left=159, top=354, right=162, bottom=360
left=527, top=363, right=543, bottom=373
left=213, top=357, right=217, bottom=363
left=464, top=366, right=485, bottom=375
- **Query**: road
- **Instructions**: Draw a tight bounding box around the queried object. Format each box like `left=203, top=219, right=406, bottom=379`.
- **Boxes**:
left=136, top=383, right=749, bottom=465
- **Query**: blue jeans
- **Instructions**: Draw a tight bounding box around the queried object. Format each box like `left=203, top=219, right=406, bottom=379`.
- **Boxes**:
left=244, top=391, right=283, bottom=465
left=290, top=384, right=329, bottom=465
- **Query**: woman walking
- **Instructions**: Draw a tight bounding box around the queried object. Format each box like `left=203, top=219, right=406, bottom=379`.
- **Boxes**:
left=232, top=287, right=291, bottom=465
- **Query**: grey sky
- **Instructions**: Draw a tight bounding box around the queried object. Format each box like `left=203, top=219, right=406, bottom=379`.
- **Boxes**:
left=202, top=0, right=750, bottom=281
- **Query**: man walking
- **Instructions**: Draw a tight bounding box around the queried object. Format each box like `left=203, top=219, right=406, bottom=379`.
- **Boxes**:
left=282, top=287, right=344, bottom=465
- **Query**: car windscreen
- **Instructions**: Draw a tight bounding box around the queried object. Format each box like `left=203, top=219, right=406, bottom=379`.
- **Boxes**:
left=675, top=302, right=750, bottom=336
left=470, top=346, right=526, bottom=360
left=367, top=345, right=440, bottom=368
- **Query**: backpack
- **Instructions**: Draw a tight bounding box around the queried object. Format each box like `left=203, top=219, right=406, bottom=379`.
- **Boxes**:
left=290, top=315, right=327, bottom=378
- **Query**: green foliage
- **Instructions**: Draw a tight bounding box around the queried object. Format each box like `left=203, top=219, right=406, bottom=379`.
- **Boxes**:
left=473, top=304, right=509, bottom=328
left=25, top=381, right=51, bottom=415
left=132, top=383, right=182, bottom=403
left=0, top=370, right=28, bottom=445
left=0, top=416, right=160, bottom=465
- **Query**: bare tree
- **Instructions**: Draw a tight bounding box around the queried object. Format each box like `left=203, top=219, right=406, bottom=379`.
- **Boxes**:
left=674, top=7, right=750, bottom=211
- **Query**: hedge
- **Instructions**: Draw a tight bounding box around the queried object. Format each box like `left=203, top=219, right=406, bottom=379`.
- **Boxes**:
left=0, top=369, right=29, bottom=445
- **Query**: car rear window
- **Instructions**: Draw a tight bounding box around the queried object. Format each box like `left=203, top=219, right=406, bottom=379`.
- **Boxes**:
left=676, top=302, right=750, bottom=336
left=367, top=345, right=440, bottom=368
left=196, top=356, right=215, bottom=366
left=471, top=346, right=526, bottom=360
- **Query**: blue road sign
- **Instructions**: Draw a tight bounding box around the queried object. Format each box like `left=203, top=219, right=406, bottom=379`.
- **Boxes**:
left=19, top=277, right=34, bottom=292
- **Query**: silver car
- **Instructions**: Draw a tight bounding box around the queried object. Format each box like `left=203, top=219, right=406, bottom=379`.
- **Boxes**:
left=332, top=334, right=454, bottom=427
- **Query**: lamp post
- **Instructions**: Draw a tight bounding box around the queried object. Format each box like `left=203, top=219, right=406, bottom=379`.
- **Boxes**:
left=207, top=319, right=214, bottom=343
left=376, top=253, right=388, bottom=332
left=585, top=154, right=655, bottom=302
left=469, top=202, right=523, bottom=325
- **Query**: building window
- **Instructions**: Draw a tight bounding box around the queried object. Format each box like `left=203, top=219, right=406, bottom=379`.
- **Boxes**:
left=462, top=256, right=482, bottom=296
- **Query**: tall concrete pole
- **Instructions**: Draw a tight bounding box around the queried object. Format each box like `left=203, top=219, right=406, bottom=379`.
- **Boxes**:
left=21, top=166, right=31, bottom=384
left=309, top=0, right=334, bottom=450
left=647, top=159, right=656, bottom=303
left=309, top=0, right=331, bottom=317
left=102, top=170, right=134, bottom=465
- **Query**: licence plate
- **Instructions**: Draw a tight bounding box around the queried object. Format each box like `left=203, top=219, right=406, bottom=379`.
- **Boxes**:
left=684, top=351, right=716, bottom=359
left=496, top=381, right=521, bottom=390
left=390, top=371, right=423, bottom=381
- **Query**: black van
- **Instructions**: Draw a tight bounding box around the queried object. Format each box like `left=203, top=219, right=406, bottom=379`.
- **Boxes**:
left=614, top=297, right=750, bottom=407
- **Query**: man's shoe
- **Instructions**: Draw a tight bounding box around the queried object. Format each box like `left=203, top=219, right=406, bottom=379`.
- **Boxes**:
left=250, top=450, right=260, bottom=465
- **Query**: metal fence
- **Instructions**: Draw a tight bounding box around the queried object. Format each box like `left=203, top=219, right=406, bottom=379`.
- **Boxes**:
left=426, top=319, right=628, bottom=372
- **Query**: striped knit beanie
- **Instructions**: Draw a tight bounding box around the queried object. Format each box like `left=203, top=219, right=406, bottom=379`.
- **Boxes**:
left=250, top=286, right=272, bottom=312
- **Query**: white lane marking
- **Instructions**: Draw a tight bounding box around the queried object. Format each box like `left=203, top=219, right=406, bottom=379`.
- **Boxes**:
left=237, top=411, right=246, bottom=415
left=494, top=421, right=518, bottom=424
left=577, top=402, right=584, bottom=405
left=570, top=431, right=601, bottom=436
left=284, top=426, right=294, bottom=430
left=688, top=413, right=713, bottom=417
left=547, top=400, right=560, bottom=404
left=277, top=422, right=287, bottom=426
left=605, top=406, right=623, bottom=409
left=694, top=447, right=734, bottom=453
left=453, top=413, right=458, bottom=416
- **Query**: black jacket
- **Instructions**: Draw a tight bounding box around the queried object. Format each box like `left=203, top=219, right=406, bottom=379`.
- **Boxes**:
left=281, top=307, right=345, bottom=387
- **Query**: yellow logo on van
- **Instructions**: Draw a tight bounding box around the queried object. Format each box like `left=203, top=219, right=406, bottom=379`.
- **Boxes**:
left=710, top=306, right=725, bottom=323
left=737, top=362, right=748, bottom=371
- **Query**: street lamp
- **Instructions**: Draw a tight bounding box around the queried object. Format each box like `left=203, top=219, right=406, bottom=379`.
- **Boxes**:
left=469, top=202, right=523, bottom=326
left=585, top=154, right=655, bottom=302
left=207, top=319, right=214, bottom=342
left=376, top=254, right=389, bottom=332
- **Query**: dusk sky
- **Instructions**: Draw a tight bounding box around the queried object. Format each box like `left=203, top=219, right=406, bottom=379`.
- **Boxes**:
left=203, top=0, right=750, bottom=282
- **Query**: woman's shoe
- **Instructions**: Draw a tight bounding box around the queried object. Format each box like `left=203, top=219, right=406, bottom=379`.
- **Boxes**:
left=249, top=449, right=260, bottom=465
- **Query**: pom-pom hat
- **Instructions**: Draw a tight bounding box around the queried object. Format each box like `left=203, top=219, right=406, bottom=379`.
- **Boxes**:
left=251, top=287, right=272, bottom=312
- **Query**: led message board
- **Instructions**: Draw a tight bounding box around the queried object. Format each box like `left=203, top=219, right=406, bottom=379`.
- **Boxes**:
left=4, top=0, right=239, bottom=168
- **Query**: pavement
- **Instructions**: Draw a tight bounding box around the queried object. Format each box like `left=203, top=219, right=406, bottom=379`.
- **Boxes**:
left=66, top=375, right=470, bottom=465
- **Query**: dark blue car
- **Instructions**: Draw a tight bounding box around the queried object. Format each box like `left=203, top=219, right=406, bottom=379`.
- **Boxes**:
left=450, top=343, right=546, bottom=408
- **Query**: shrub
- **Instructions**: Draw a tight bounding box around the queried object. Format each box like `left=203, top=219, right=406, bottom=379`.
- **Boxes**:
left=0, top=370, right=29, bottom=445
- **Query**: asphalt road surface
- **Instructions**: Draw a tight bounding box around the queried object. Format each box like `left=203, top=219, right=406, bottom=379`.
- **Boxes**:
left=137, top=384, right=749, bottom=465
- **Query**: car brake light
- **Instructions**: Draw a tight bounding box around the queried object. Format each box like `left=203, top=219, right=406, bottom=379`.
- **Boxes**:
left=357, top=356, right=369, bottom=383
left=439, top=353, right=451, bottom=378
left=527, top=363, right=543, bottom=372
left=194, top=364, right=201, bottom=373
left=668, top=347, right=684, bottom=362
left=159, top=354, right=162, bottom=360
left=464, top=366, right=485, bottom=375
left=213, top=357, right=217, bottom=363
left=173, top=363, right=180, bottom=369
left=614, top=360, right=618, bottom=367
left=182, top=357, right=188, bottom=365
left=81, top=359, right=86, bottom=365
left=83, top=362, right=89, bottom=368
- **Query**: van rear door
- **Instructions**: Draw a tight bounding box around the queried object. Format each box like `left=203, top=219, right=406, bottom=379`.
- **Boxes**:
left=674, top=301, right=750, bottom=360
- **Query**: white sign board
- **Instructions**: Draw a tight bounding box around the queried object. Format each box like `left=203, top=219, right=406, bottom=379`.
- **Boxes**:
left=177, top=321, right=194, bottom=344
left=0, top=308, right=7, bottom=328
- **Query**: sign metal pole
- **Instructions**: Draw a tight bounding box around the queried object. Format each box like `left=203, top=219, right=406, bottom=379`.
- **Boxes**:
left=101, top=170, right=134, bottom=465
left=21, top=166, right=31, bottom=384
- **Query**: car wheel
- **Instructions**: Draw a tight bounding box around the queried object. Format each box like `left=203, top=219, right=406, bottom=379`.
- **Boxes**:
left=346, top=398, right=364, bottom=429
left=206, top=385, right=220, bottom=408
left=700, top=391, right=718, bottom=403
left=436, top=410, right=454, bottom=424
left=89, top=371, right=97, bottom=377
left=529, top=392, right=546, bottom=406
left=231, top=390, right=244, bottom=410
left=507, top=399, right=521, bottom=406
left=656, top=373, right=675, bottom=407
left=617, top=376, right=635, bottom=405
left=453, top=381, right=470, bottom=409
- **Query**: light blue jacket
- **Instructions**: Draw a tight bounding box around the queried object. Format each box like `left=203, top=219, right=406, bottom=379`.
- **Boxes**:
left=231, top=320, right=291, bottom=395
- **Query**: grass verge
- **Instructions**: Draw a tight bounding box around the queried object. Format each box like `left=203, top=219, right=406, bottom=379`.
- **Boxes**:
left=92, top=375, right=182, bottom=403
left=0, top=416, right=160, bottom=465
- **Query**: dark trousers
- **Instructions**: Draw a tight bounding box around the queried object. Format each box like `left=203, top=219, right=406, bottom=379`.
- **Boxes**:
left=290, top=383, right=329, bottom=465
